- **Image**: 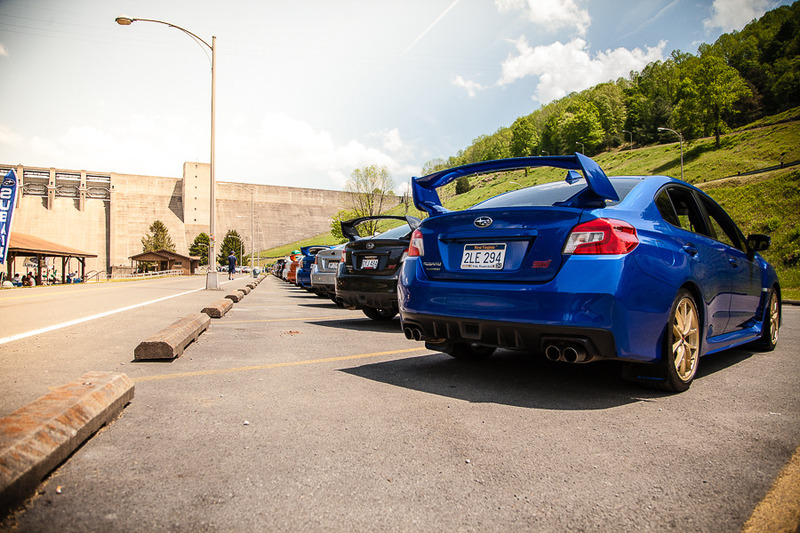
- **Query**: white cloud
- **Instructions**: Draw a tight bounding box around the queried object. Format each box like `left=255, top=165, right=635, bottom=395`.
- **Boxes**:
left=495, top=0, right=591, bottom=36
left=0, top=43, right=8, bottom=57
left=453, top=75, right=485, bottom=98
left=221, top=112, right=417, bottom=190
left=381, top=128, right=403, bottom=152
left=0, top=116, right=199, bottom=176
left=498, top=37, right=667, bottom=103
left=395, top=180, right=412, bottom=197
left=703, top=0, right=774, bottom=32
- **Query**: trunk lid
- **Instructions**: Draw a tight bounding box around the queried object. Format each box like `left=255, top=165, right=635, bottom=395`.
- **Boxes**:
left=418, top=207, right=583, bottom=283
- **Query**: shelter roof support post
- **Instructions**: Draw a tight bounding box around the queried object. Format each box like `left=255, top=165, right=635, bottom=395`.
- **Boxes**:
left=37, top=254, right=43, bottom=285
left=61, top=257, right=67, bottom=284
left=79, top=258, right=85, bottom=281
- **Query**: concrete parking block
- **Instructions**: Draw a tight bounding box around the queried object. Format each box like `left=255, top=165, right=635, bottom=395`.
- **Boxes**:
left=134, top=314, right=211, bottom=360
left=225, top=292, right=242, bottom=303
left=202, top=299, right=233, bottom=319
left=0, top=372, right=134, bottom=514
left=246, top=282, right=256, bottom=290
left=239, top=286, right=251, bottom=295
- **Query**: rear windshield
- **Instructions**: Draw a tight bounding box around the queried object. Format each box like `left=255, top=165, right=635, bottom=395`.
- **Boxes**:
left=370, top=223, right=412, bottom=240
left=468, top=177, right=643, bottom=209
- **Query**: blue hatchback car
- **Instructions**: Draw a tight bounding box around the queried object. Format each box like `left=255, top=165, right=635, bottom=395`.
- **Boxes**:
left=398, top=154, right=781, bottom=392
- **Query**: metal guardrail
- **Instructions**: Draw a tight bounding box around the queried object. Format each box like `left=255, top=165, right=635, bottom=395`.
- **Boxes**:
left=722, top=160, right=800, bottom=179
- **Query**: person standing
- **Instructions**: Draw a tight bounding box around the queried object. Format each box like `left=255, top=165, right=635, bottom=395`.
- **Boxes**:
left=227, top=251, right=237, bottom=280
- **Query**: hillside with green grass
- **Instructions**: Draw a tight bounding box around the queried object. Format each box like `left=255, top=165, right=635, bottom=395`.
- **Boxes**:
left=259, top=114, right=800, bottom=298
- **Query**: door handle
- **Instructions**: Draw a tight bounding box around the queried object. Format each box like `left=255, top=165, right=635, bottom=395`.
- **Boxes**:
left=728, top=257, right=740, bottom=268
left=682, top=245, right=698, bottom=257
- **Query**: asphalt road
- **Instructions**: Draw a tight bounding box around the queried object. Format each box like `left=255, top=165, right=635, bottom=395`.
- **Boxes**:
left=1, top=275, right=798, bottom=532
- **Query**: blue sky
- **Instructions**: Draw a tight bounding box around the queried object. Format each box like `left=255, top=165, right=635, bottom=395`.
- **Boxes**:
left=0, top=0, right=791, bottom=192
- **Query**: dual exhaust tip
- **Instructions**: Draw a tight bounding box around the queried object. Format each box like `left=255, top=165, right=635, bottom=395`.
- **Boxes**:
left=545, top=343, right=591, bottom=364
left=403, top=326, right=423, bottom=341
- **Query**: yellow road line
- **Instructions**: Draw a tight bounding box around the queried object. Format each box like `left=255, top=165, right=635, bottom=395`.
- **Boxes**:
left=742, top=444, right=800, bottom=533
left=134, top=347, right=426, bottom=382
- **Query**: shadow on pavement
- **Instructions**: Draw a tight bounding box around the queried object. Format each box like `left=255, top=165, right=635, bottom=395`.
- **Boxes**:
left=298, top=302, right=341, bottom=309
left=341, top=342, right=763, bottom=410
left=309, top=317, right=403, bottom=333
left=341, top=350, right=657, bottom=410
left=695, top=346, right=755, bottom=378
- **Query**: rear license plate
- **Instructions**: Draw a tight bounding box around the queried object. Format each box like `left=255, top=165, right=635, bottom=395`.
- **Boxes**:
left=361, top=257, right=379, bottom=269
left=461, top=243, right=506, bottom=270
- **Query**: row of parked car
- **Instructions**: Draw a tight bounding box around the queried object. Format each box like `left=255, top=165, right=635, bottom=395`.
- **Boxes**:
left=271, top=214, right=418, bottom=321
left=271, top=154, right=782, bottom=393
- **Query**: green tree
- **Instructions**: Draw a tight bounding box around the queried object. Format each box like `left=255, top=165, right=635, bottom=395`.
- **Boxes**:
left=344, top=165, right=395, bottom=236
left=455, top=176, right=471, bottom=195
left=553, top=100, right=604, bottom=155
left=330, top=209, right=357, bottom=242
left=586, top=82, right=627, bottom=148
left=141, top=220, right=175, bottom=253
left=189, top=232, right=210, bottom=266
left=421, top=158, right=449, bottom=175
left=510, top=116, right=540, bottom=157
left=672, top=54, right=752, bottom=146
left=217, top=230, right=245, bottom=267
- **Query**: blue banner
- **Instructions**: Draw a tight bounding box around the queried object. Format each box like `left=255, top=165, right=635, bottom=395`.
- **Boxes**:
left=0, top=169, right=19, bottom=264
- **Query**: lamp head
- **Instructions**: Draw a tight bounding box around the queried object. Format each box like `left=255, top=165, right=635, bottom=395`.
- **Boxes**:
left=115, top=16, right=135, bottom=25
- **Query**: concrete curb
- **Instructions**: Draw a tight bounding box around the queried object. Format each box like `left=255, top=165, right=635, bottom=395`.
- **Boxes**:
left=0, top=372, right=134, bottom=514
left=202, top=299, right=233, bottom=319
left=134, top=314, right=211, bottom=360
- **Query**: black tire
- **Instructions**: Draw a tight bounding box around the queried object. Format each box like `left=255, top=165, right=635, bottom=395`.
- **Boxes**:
left=756, top=288, right=780, bottom=351
left=659, top=289, right=701, bottom=392
left=448, top=342, right=496, bottom=361
left=362, top=307, right=398, bottom=321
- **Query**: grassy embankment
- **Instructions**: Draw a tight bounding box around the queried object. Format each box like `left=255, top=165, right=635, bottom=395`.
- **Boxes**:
left=259, top=110, right=800, bottom=299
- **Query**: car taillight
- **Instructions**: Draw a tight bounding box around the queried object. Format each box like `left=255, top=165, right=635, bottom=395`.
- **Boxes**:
left=341, top=249, right=347, bottom=262
left=408, top=229, right=424, bottom=257
left=563, top=218, right=638, bottom=255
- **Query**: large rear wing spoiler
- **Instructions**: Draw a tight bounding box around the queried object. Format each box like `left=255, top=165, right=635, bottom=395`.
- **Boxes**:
left=411, top=154, right=618, bottom=215
left=340, top=215, right=421, bottom=241
left=300, top=245, right=331, bottom=256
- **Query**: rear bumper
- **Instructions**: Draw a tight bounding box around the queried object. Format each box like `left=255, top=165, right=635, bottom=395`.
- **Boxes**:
left=398, top=256, right=675, bottom=362
left=336, top=272, right=399, bottom=310
left=311, top=271, right=336, bottom=295
left=400, top=310, right=615, bottom=359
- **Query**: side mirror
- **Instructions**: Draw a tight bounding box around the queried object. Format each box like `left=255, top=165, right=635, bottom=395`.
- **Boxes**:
left=747, top=234, right=771, bottom=254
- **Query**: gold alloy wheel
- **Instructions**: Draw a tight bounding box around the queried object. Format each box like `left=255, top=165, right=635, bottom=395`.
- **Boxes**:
left=768, top=291, right=780, bottom=345
left=672, top=297, right=700, bottom=382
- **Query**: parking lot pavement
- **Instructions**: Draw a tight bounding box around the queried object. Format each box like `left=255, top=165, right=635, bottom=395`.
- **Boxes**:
left=4, top=276, right=800, bottom=532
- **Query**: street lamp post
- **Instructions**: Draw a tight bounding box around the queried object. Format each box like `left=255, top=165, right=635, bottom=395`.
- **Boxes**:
left=622, top=129, right=633, bottom=150
left=575, top=141, right=585, bottom=154
left=658, top=127, right=684, bottom=181
left=233, top=184, right=255, bottom=272
left=115, top=16, right=219, bottom=289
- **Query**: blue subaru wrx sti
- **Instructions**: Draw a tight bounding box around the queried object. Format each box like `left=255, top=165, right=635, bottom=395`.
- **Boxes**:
left=398, top=154, right=781, bottom=392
